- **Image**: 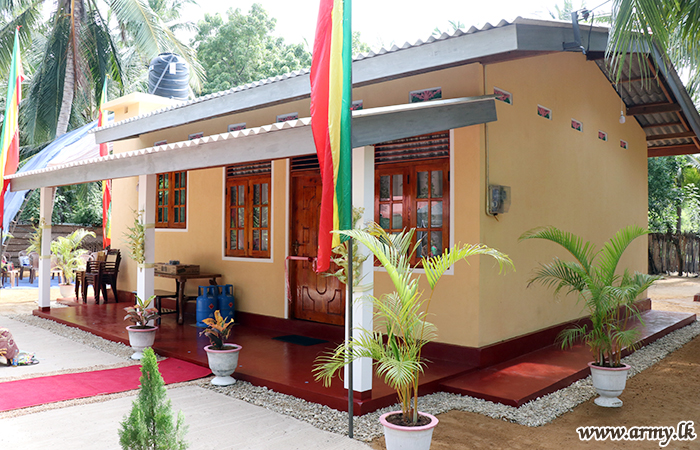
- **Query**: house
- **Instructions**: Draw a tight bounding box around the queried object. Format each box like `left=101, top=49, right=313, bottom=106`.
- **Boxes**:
left=10, top=18, right=700, bottom=404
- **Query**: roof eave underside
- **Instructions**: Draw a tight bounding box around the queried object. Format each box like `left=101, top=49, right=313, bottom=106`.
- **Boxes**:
left=94, top=20, right=611, bottom=144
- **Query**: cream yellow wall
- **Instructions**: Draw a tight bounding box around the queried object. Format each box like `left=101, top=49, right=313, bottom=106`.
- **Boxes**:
left=476, top=52, right=648, bottom=346
left=107, top=56, right=648, bottom=345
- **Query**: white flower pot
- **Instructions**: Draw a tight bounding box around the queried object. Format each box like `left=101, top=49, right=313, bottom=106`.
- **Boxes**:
left=126, top=325, right=158, bottom=360
left=204, top=344, right=242, bottom=386
left=588, top=362, right=630, bottom=408
left=379, top=411, right=439, bottom=450
left=59, top=283, right=75, bottom=299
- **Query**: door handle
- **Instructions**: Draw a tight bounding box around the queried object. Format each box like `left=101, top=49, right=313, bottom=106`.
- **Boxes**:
left=292, top=241, right=301, bottom=255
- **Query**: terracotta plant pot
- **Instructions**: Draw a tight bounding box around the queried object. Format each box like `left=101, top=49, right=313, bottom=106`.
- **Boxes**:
left=204, top=344, right=242, bottom=386
left=588, top=362, right=631, bottom=408
left=379, top=411, right=439, bottom=450
left=126, top=325, right=158, bottom=360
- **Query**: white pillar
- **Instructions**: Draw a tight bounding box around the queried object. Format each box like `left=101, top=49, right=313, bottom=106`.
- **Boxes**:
left=344, top=145, right=374, bottom=393
left=38, top=187, right=55, bottom=309
left=136, top=174, right=156, bottom=305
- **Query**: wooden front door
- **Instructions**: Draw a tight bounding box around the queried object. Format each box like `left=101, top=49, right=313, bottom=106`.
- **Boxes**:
left=290, top=172, right=345, bottom=325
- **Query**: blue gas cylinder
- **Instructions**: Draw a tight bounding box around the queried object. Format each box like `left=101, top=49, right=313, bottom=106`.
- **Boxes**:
left=218, top=284, right=235, bottom=322
left=196, top=286, right=217, bottom=327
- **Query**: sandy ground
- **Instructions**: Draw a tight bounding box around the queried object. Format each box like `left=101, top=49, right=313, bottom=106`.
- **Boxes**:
left=1, top=277, right=699, bottom=449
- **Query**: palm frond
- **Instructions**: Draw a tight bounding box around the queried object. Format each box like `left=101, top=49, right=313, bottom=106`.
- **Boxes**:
left=520, top=226, right=596, bottom=273
left=596, top=224, right=649, bottom=284
left=423, top=243, right=513, bottom=290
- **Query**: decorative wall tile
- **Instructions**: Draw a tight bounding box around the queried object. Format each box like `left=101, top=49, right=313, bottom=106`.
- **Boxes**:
left=571, top=119, right=583, bottom=132
left=154, top=140, right=167, bottom=146
left=351, top=100, right=364, bottom=111
left=537, top=104, right=552, bottom=120
left=276, top=112, right=298, bottom=122
left=188, top=132, right=204, bottom=140
left=598, top=130, right=608, bottom=141
left=620, top=139, right=628, bottom=149
left=409, top=87, right=442, bottom=103
left=228, top=123, right=246, bottom=132
left=494, top=87, right=513, bottom=105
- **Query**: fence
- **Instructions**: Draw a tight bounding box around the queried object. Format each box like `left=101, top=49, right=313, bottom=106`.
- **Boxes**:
left=648, top=233, right=700, bottom=275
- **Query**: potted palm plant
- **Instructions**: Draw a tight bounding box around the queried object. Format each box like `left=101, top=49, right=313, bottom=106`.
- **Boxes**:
left=200, top=310, right=241, bottom=386
left=519, top=225, right=658, bottom=407
left=50, top=228, right=96, bottom=298
left=124, top=295, right=159, bottom=360
left=314, top=223, right=512, bottom=450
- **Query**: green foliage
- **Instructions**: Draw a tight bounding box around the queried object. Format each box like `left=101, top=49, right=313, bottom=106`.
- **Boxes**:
left=50, top=228, right=95, bottom=284
left=25, top=219, right=43, bottom=254
left=325, top=207, right=370, bottom=289
left=192, top=4, right=312, bottom=96
left=199, top=310, right=235, bottom=350
left=314, top=223, right=512, bottom=424
left=119, top=347, right=188, bottom=450
left=520, top=225, right=659, bottom=367
left=124, top=296, right=159, bottom=328
left=18, top=182, right=103, bottom=226
left=124, top=210, right=146, bottom=266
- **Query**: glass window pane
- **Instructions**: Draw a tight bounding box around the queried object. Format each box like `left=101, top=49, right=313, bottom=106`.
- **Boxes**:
left=431, top=201, right=443, bottom=227
left=417, top=171, right=429, bottom=199
left=431, top=232, right=442, bottom=257
left=174, top=207, right=179, bottom=223
left=180, top=172, right=186, bottom=187
left=431, top=171, right=443, bottom=197
left=392, top=204, right=402, bottom=229
left=238, top=230, right=245, bottom=250
left=392, top=174, right=403, bottom=200
left=238, top=208, right=244, bottom=228
left=230, top=211, right=235, bottom=228
left=230, top=186, right=236, bottom=206
left=174, top=190, right=179, bottom=205
left=416, top=231, right=428, bottom=258
left=230, top=230, right=236, bottom=250
left=238, top=186, right=245, bottom=206
left=163, top=208, right=168, bottom=223
left=179, top=206, right=185, bottom=222
left=380, top=176, right=390, bottom=201
left=158, top=208, right=163, bottom=223
left=164, top=191, right=168, bottom=206
left=262, top=183, right=269, bottom=205
left=261, top=230, right=268, bottom=252
left=253, top=184, right=261, bottom=205
left=262, top=207, right=268, bottom=227
left=379, top=204, right=390, bottom=229
left=253, top=230, right=260, bottom=250
left=416, top=201, right=428, bottom=228
left=174, top=172, right=180, bottom=188
left=158, top=175, right=165, bottom=189
left=253, top=207, right=260, bottom=227
left=158, top=191, right=164, bottom=206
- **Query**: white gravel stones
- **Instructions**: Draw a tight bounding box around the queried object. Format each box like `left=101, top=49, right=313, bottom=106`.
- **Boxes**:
left=6, top=312, right=698, bottom=442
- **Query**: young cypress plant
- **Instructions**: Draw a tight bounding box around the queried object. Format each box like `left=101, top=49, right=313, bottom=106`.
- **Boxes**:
left=119, top=347, right=188, bottom=449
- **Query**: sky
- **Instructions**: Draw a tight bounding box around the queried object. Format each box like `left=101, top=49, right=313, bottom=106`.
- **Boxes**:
left=180, top=0, right=613, bottom=50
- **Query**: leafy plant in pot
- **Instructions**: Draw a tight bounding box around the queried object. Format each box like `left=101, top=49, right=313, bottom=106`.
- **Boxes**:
left=520, top=225, right=658, bottom=407
left=124, top=295, right=159, bottom=360
left=50, top=228, right=95, bottom=298
left=201, top=310, right=241, bottom=386
left=314, top=224, right=512, bottom=450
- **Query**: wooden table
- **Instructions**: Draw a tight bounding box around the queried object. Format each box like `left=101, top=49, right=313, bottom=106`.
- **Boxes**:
left=154, top=272, right=221, bottom=324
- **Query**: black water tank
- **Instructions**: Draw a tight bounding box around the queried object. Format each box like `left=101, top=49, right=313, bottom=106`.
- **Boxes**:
left=148, top=53, right=189, bottom=100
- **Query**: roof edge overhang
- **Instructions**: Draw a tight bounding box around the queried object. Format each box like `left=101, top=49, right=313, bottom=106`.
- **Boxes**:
left=93, top=18, right=610, bottom=144
left=10, top=96, right=497, bottom=191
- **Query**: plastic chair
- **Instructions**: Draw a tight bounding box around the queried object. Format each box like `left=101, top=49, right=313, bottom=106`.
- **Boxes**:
left=82, top=260, right=105, bottom=304
left=100, top=249, right=121, bottom=302
left=17, top=251, right=35, bottom=283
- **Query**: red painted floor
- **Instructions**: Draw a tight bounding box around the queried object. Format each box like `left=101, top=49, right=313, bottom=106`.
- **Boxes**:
left=34, top=300, right=695, bottom=413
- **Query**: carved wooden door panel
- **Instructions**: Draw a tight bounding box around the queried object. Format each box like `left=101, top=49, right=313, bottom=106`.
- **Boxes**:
left=290, top=172, right=345, bottom=325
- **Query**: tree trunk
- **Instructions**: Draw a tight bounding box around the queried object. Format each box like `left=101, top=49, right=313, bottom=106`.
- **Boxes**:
left=55, top=44, right=75, bottom=138
left=676, top=205, right=684, bottom=276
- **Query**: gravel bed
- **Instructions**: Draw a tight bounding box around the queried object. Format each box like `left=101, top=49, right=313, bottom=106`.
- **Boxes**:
left=5, top=313, right=699, bottom=442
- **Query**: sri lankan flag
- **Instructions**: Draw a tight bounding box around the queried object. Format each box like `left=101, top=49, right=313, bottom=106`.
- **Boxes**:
left=98, top=79, right=112, bottom=248
left=0, top=28, right=24, bottom=229
left=310, top=0, right=352, bottom=273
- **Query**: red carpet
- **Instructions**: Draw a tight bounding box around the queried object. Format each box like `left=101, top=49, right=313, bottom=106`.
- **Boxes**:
left=0, top=358, right=211, bottom=412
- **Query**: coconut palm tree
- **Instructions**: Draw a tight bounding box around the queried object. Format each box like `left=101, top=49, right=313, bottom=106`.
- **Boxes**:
left=0, top=0, right=203, bottom=145
left=607, top=1, right=700, bottom=97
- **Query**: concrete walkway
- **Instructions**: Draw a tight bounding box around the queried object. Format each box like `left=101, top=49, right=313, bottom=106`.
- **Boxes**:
left=0, top=317, right=369, bottom=449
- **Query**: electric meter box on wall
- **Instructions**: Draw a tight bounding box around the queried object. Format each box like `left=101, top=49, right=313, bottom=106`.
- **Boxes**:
left=488, top=185, right=511, bottom=215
